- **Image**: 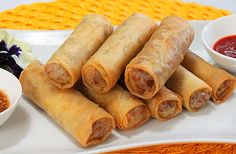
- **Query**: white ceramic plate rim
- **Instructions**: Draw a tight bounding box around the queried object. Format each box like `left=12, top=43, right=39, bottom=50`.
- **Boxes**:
left=1, top=21, right=236, bottom=154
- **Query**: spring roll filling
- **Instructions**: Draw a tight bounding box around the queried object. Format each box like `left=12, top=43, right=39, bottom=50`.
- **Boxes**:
left=158, top=100, right=177, bottom=118
left=216, top=79, right=234, bottom=100
left=87, top=118, right=112, bottom=142
left=45, top=63, right=71, bottom=85
left=124, top=105, right=149, bottom=129
left=128, top=68, right=155, bottom=95
left=189, top=89, right=211, bottom=111
left=83, top=66, right=107, bottom=91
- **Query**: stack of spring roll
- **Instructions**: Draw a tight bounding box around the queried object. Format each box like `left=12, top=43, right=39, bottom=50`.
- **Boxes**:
left=20, top=13, right=236, bottom=147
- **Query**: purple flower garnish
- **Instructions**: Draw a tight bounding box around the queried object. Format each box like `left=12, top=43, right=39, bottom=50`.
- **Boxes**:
left=9, top=45, right=21, bottom=56
left=0, top=41, right=8, bottom=51
left=8, top=63, right=23, bottom=78
left=0, top=53, right=10, bottom=63
left=0, top=40, right=23, bottom=78
left=0, top=54, right=23, bottom=78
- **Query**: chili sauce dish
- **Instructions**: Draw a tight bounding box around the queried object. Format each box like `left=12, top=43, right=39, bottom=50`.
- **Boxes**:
left=0, top=68, right=22, bottom=126
left=201, top=15, right=236, bottom=73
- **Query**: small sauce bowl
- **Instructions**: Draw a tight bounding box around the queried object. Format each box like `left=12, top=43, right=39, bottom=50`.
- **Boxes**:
left=201, top=15, right=236, bottom=73
left=0, top=68, right=22, bottom=126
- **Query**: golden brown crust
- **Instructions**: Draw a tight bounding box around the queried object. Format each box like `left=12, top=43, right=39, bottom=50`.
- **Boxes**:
left=82, top=65, right=107, bottom=92
left=20, top=60, right=115, bottom=147
left=166, top=66, right=212, bottom=112
left=123, top=105, right=150, bottom=130
left=45, top=14, right=113, bottom=89
left=145, top=86, right=182, bottom=120
left=79, top=84, right=151, bottom=130
left=182, top=51, right=236, bottom=103
left=125, top=15, right=194, bottom=99
left=158, top=100, right=177, bottom=118
left=82, top=13, right=157, bottom=94
left=127, top=68, right=156, bottom=98
left=45, top=63, right=71, bottom=85
left=189, top=88, right=211, bottom=111
left=87, top=118, right=114, bottom=145
left=0, top=90, right=10, bottom=112
left=216, top=79, right=234, bottom=100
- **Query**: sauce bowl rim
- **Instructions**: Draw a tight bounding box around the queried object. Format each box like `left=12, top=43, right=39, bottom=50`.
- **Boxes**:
left=0, top=68, right=22, bottom=115
left=201, top=14, right=236, bottom=61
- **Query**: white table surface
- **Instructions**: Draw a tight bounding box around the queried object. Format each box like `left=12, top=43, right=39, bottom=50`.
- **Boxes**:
left=0, top=0, right=235, bottom=13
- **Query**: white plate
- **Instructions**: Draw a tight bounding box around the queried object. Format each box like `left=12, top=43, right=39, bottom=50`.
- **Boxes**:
left=1, top=21, right=236, bottom=154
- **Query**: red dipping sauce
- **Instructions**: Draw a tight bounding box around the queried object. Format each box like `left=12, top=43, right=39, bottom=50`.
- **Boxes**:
left=213, top=35, right=236, bottom=58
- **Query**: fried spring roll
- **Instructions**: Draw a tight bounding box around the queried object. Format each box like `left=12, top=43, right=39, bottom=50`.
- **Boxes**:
left=144, top=86, right=182, bottom=120
left=20, top=61, right=115, bottom=147
left=45, top=14, right=113, bottom=89
left=125, top=15, right=194, bottom=99
left=79, top=84, right=151, bottom=130
left=82, top=13, right=157, bottom=93
left=166, top=66, right=212, bottom=112
left=182, top=52, right=236, bottom=103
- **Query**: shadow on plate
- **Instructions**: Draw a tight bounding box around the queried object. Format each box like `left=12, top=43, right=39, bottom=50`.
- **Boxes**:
left=26, top=97, right=119, bottom=150
left=116, top=100, right=218, bottom=138
left=0, top=105, right=30, bottom=150
left=185, top=101, right=217, bottom=117
left=87, top=133, right=119, bottom=150
left=117, top=112, right=186, bottom=138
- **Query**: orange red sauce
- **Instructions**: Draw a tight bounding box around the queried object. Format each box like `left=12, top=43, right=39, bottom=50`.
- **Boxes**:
left=0, top=90, right=10, bottom=113
left=213, top=35, right=236, bottom=58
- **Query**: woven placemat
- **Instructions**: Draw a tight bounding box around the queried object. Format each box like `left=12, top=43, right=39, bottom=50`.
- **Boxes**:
left=0, top=0, right=234, bottom=153
left=104, top=143, right=236, bottom=153
left=0, top=0, right=231, bottom=29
